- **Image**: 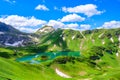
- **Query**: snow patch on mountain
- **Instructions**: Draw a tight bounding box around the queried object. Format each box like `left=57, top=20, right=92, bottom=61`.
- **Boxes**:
left=80, top=31, right=86, bottom=39
left=118, top=35, right=120, bottom=48
left=0, top=32, right=4, bottom=34
left=5, top=40, right=24, bottom=47
left=72, top=35, right=75, bottom=40
left=54, top=44, right=56, bottom=48
left=102, top=40, right=105, bottom=44
left=55, top=68, right=71, bottom=78
left=62, top=37, right=65, bottom=41
left=98, top=32, right=104, bottom=38
left=116, top=53, right=119, bottom=57
left=118, top=35, right=120, bottom=42
left=34, top=37, right=39, bottom=42
left=110, top=37, right=114, bottom=43
left=60, top=34, right=62, bottom=37
left=39, top=27, right=52, bottom=33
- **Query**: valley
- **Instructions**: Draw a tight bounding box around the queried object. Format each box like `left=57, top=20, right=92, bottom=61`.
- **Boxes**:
left=0, top=22, right=120, bottom=80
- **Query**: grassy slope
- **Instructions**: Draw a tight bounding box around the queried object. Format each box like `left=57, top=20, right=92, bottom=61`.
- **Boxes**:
left=51, top=53, right=120, bottom=80
left=1, top=54, right=120, bottom=80
left=0, top=57, right=75, bottom=80
left=1, top=28, right=120, bottom=80
left=35, top=28, right=120, bottom=79
left=37, top=28, right=120, bottom=54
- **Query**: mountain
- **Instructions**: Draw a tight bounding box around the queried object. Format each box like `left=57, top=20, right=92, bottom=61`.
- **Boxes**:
left=36, top=25, right=55, bottom=35
left=37, top=28, right=120, bottom=54
left=0, top=22, right=21, bottom=33
left=1, top=23, right=120, bottom=56
left=0, top=22, right=32, bottom=47
left=0, top=25, right=120, bottom=80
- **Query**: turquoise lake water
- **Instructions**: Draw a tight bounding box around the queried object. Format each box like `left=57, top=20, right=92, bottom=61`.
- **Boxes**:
left=16, top=51, right=80, bottom=64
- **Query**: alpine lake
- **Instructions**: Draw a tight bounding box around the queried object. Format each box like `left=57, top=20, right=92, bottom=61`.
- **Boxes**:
left=16, top=51, right=80, bottom=64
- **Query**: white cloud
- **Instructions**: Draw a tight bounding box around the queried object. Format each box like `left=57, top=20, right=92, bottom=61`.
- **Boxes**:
left=98, top=20, right=120, bottom=29
left=66, top=23, right=79, bottom=28
left=18, top=27, right=39, bottom=33
left=47, top=20, right=80, bottom=30
left=0, top=15, right=92, bottom=32
left=4, top=0, right=16, bottom=4
left=47, top=20, right=91, bottom=31
left=60, top=14, right=85, bottom=22
left=47, top=20, right=65, bottom=29
left=35, top=4, right=49, bottom=11
left=79, top=24, right=91, bottom=31
left=62, top=4, right=103, bottom=17
left=0, top=15, right=47, bottom=33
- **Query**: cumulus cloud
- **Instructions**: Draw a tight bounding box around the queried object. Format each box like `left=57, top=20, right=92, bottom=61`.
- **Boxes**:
left=47, top=20, right=78, bottom=29
left=0, top=15, right=47, bottom=33
left=47, top=20, right=91, bottom=31
left=35, top=4, right=49, bottom=11
left=0, top=14, right=92, bottom=32
left=18, top=27, right=39, bottom=33
left=79, top=24, right=91, bottom=31
left=62, top=4, right=103, bottom=17
left=65, top=23, right=91, bottom=30
left=4, top=0, right=16, bottom=4
left=66, top=23, right=79, bottom=28
left=98, top=21, right=120, bottom=29
left=60, top=14, right=85, bottom=22
left=47, top=20, right=65, bottom=29
left=47, top=19, right=92, bottom=31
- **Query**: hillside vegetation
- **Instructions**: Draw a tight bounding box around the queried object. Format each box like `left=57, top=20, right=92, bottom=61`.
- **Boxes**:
left=1, top=26, right=120, bottom=80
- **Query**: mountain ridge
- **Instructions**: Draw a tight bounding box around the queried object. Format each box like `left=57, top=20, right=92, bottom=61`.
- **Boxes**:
left=0, top=22, right=32, bottom=47
left=0, top=22, right=120, bottom=80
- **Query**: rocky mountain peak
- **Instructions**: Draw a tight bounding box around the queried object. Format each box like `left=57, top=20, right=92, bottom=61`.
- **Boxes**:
left=36, top=25, right=55, bottom=34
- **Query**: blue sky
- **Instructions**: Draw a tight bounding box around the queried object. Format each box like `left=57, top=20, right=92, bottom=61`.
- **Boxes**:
left=0, top=0, right=120, bottom=33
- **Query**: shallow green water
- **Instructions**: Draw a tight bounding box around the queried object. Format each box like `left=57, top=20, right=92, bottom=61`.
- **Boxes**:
left=16, top=51, right=80, bottom=64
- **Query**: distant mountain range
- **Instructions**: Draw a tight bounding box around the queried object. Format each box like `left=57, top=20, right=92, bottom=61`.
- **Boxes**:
left=0, top=22, right=32, bottom=47
left=0, top=22, right=120, bottom=80
left=0, top=22, right=56, bottom=47
left=1, top=22, right=120, bottom=55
